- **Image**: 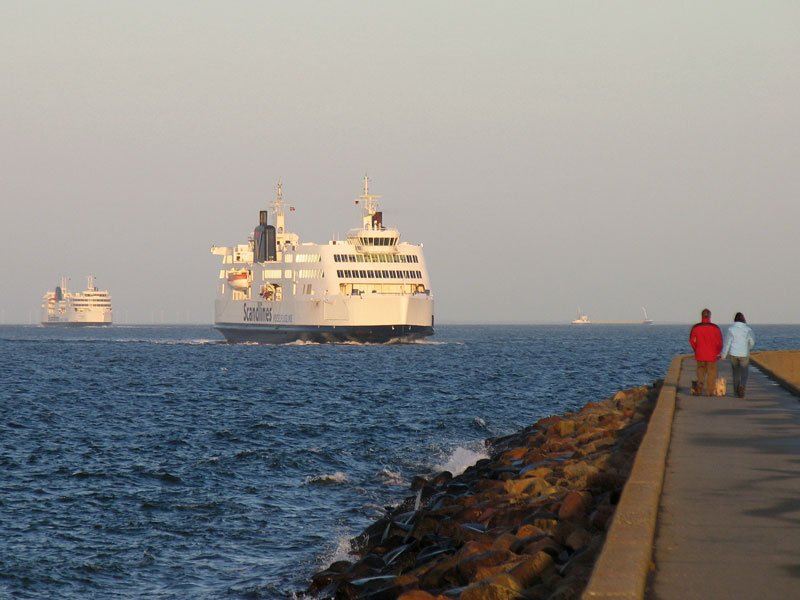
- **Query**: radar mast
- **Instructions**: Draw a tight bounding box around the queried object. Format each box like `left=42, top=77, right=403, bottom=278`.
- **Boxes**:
left=271, top=180, right=286, bottom=234
left=358, top=174, right=382, bottom=230
left=271, top=180, right=299, bottom=246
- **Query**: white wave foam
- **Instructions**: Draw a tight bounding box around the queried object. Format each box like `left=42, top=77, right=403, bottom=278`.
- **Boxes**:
left=327, top=534, right=355, bottom=563
left=408, top=339, right=462, bottom=345
left=312, top=531, right=354, bottom=580
left=385, top=338, right=463, bottom=346
left=378, top=468, right=406, bottom=486
left=304, top=471, right=349, bottom=485
left=108, top=338, right=221, bottom=345
left=433, top=445, right=489, bottom=476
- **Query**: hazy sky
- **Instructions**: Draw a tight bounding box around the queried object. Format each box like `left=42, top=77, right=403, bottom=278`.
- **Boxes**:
left=2, top=2, right=799, bottom=324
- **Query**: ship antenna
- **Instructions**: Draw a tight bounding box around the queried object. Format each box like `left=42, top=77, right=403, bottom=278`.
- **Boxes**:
left=273, top=179, right=284, bottom=212
left=358, top=174, right=382, bottom=229
left=272, top=179, right=286, bottom=233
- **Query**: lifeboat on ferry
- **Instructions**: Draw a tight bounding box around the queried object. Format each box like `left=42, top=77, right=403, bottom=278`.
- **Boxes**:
left=226, top=270, right=250, bottom=290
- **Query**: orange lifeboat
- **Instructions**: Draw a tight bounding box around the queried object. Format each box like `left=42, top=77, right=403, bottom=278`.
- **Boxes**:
left=226, top=271, right=250, bottom=290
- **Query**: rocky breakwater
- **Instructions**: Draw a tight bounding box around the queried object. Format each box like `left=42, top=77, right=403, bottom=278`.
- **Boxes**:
left=307, top=382, right=661, bottom=600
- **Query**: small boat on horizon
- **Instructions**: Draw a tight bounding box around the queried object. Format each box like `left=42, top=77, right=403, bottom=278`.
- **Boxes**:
left=642, top=307, right=654, bottom=325
left=571, top=309, right=591, bottom=325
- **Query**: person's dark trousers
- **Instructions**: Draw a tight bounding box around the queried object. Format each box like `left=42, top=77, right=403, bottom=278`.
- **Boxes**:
left=730, top=355, right=750, bottom=397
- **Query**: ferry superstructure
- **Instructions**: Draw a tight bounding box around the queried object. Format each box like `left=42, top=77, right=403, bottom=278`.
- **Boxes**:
left=41, top=276, right=113, bottom=325
left=211, top=177, right=434, bottom=343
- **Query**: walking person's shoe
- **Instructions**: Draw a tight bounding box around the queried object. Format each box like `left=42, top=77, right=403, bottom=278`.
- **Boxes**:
left=737, top=385, right=746, bottom=398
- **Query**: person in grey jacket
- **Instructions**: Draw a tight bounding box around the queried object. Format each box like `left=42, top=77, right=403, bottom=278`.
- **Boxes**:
left=721, top=312, right=756, bottom=398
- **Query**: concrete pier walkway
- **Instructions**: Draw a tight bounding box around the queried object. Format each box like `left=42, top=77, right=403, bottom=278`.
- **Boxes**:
left=647, top=359, right=800, bottom=599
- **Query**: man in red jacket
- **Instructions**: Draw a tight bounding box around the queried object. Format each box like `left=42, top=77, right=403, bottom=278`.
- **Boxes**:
left=689, top=308, right=723, bottom=396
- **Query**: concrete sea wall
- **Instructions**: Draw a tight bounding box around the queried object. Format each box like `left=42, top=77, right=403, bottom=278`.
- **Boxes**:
left=580, top=355, right=681, bottom=600
left=750, top=350, right=800, bottom=395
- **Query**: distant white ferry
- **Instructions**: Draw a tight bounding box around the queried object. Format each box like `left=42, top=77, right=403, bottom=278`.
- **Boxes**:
left=41, top=276, right=113, bottom=325
left=211, top=177, right=434, bottom=343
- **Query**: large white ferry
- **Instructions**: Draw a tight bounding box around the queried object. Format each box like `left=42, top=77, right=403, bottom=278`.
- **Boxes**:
left=211, top=177, right=434, bottom=343
left=41, top=276, right=113, bottom=325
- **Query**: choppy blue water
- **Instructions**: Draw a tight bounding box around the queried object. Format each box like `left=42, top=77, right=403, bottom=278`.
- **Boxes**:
left=1, top=323, right=796, bottom=598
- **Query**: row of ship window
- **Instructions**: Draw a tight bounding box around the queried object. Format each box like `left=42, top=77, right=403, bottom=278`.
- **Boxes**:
left=333, top=254, right=419, bottom=263
left=225, top=253, right=321, bottom=264
left=70, top=302, right=112, bottom=306
left=260, top=269, right=324, bottom=280
left=357, top=237, right=398, bottom=246
left=336, top=269, right=423, bottom=279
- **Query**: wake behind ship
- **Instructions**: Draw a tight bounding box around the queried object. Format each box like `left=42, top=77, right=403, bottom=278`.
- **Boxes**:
left=41, top=276, right=113, bottom=325
left=211, top=177, right=434, bottom=343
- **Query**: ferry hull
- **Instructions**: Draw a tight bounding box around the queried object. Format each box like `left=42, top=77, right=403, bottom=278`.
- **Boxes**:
left=215, top=323, right=433, bottom=344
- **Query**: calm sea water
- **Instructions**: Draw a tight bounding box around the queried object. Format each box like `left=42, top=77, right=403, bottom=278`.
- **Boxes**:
left=1, top=323, right=796, bottom=598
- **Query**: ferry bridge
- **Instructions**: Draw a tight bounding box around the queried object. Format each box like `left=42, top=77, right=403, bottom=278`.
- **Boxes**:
left=583, top=351, right=800, bottom=600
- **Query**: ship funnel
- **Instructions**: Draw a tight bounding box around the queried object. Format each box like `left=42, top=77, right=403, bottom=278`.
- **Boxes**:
left=55, top=286, right=63, bottom=302
left=254, top=210, right=277, bottom=262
